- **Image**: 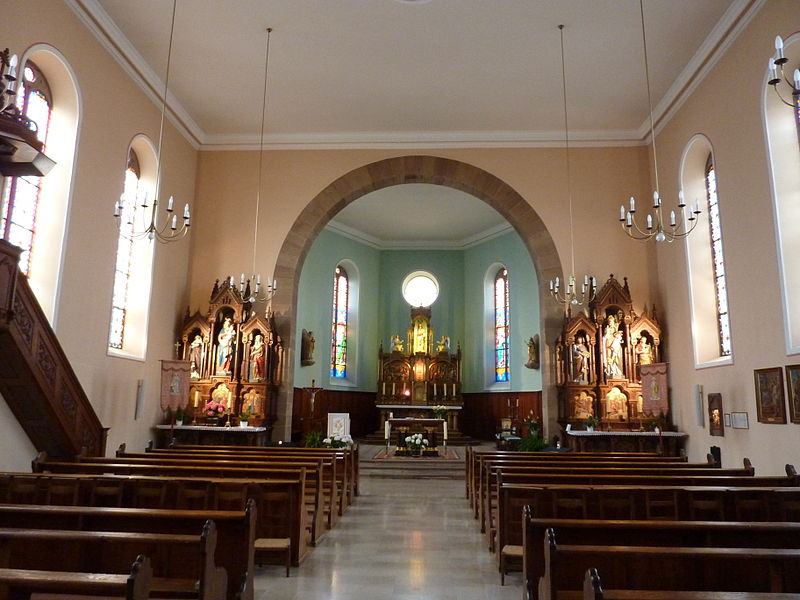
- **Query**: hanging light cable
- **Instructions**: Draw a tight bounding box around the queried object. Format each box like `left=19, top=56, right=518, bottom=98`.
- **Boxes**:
left=113, top=0, right=190, bottom=243
left=549, top=24, right=596, bottom=307
left=236, top=27, right=277, bottom=304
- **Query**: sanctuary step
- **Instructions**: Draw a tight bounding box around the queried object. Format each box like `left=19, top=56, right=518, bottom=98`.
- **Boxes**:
left=360, top=429, right=480, bottom=446
left=360, top=457, right=464, bottom=481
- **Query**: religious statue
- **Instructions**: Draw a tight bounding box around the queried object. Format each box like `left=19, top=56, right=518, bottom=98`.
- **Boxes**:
left=603, top=314, right=624, bottom=379
left=525, top=335, right=540, bottom=369
left=216, top=317, right=235, bottom=375
left=189, top=334, right=203, bottom=379
left=250, top=334, right=266, bottom=381
left=571, top=336, right=590, bottom=383
left=390, top=334, right=404, bottom=353
left=301, top=329, right=315, bottom=366
left=605, top=387, right=628, bottom=420
left=634, top=335, right=653, bottom=379
left=571, top=390, right=594, bottom=419
left=436, top=336, right=450, bottom=353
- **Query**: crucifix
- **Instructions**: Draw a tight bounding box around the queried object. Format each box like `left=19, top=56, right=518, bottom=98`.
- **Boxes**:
left=305, top=379, right=323, bottom=417
left=174, top=340, right=182, bottom=359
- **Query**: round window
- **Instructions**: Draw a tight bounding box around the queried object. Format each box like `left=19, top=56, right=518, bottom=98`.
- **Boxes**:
left=402, top=271, right=439, bottom=307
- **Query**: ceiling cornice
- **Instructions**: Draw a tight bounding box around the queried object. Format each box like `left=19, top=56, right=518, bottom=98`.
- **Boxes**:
left=65, top=0, right=204, bottom=149
left=325, top=219, right=514, bottom=250
left=67, top=0, right=762, bottom=152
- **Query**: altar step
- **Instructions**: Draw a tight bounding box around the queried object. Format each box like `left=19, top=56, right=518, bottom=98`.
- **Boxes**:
left=359, top=458, right=465, bottom=480
left=360, top=430, right=481, bottom=446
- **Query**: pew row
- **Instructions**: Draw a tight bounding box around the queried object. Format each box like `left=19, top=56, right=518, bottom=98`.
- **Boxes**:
left=537, top=529, right=800, bottom=600
left=0, top=554, right=152, bottom=600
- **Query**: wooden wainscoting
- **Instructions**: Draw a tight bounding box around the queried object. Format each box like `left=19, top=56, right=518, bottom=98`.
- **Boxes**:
left=291, top=387, right=380, bottom=442
left=460, top=391, right=542, bottom=440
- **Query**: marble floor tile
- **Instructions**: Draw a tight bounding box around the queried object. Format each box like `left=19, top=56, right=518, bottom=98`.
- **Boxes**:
left=253, top=476, right=521, bottom=600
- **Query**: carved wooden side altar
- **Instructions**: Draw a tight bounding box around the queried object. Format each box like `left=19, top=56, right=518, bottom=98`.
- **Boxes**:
left=178, top=278, right=283, bottom=437
left=555, top=275, right=668, bottom=433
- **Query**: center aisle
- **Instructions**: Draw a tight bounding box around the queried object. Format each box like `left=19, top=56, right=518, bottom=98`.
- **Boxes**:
left=254, top=460, right=521, bottom=600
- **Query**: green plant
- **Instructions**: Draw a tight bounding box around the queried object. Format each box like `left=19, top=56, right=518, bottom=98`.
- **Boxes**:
left=586, top=414, right=601, bottom=429
left=305, top=431, right=324, bottom=448
left=518, top=436, right=548, bottom=452
left=174, top=407, right=185, bottom=422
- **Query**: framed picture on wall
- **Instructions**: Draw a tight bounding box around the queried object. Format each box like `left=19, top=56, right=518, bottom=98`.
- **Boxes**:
left=785, top=364, right=800, bottom=424
left=754, top=367, right=786, bottom=424
left=707, top=393, right=724, bottom=436
left=732, top=412, right=749, bottom=429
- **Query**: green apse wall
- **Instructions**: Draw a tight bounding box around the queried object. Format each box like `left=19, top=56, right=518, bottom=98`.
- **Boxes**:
left=293, top=229, right=381, bottom=391
left=462, top=231, right=541, bottom=393
left=378, top=250, right=464, bottom=355
left=294, top=228, right=541, bottom=393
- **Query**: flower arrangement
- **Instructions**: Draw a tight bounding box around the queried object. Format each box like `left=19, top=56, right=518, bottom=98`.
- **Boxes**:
left=203, top=400, right=226, bottom=419
left=521, top=410, right=541, bottom=436
left=431, top=405, right=448, bottom=419
left=405, top=432, right=429, bottom=451
left=323, top=433, right=353, bottom=448
left=586, top=413, right=601, bottom=430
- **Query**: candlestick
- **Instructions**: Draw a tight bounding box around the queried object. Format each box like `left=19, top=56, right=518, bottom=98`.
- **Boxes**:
left=193, top=390, right=200, bottom=407
left=382, top=381, right=386, bottom=395
left=384, top=421, right=389, bottom=440
left=443, top=421, right=448, bottom=441
left=392, top=382, right=395, bottom=395
left=433, top=383, right=437, bottom=397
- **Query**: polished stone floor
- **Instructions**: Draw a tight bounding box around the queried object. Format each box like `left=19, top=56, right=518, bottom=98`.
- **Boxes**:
left=253, top=476, right=523, bottom=600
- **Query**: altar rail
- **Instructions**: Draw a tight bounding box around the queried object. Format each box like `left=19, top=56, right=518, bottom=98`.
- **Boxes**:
left=0, top=240, right=107, bottom=457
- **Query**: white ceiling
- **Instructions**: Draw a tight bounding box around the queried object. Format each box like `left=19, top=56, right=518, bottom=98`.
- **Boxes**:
left=327, top=184, right=510, bottom=248
left=72, top=0, right=757, bottom=149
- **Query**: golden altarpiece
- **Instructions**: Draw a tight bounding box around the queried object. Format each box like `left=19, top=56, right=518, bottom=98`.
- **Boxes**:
left=555, top=275, right=663, bottom=430
left=375, top=307, right=463, bottom=432
left=179, top=278, right=283, bottom=433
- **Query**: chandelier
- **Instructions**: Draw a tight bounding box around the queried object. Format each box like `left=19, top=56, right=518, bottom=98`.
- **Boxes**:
left=237, top=28, right=277, bottom=304
left=618, top=0, right=701, bottom=243
left=113, top=0, right=190, bottom=243
left=549, top=24, right=596, bottom=307
left=768, top=35, right=800, bottom=109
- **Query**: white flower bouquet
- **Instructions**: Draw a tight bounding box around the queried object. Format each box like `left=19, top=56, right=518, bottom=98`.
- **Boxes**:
left=323, top=433, right=353, bottom=448
left=404, top=432, right=429, bottom=451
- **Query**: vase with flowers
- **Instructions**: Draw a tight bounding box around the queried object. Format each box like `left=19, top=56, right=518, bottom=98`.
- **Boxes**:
left=432, top=405, right=448, bottom=420
left=405, top=432, right=429, bottom=457
left=203, top=400, right=226, bottom=426
left=323, top=433, right=353, bottom=448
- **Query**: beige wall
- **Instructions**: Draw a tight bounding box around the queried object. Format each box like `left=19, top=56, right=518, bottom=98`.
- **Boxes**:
left=1, top=0, right=198, bottom=466
left=653, top=0, right=799, bottom=474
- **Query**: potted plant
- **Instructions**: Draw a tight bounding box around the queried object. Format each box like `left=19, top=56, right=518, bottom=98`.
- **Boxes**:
left=432, top=405, right=448, bottom=420
left=174, top=407, right=185, bottom=426
left=323, top=433, right=353, bottom=448
left=404, top=432, right=429, bottom=456
left=305, top=431, right=324, bottom=448
left=203, top=400, right=226, bottom=425
left=238, top=409, right=251, bottom=427
left=585, top=413, right=600, bottom=432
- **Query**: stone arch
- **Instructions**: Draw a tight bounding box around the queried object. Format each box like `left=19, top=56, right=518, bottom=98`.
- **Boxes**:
left=270, top=155, right=563, bottom=439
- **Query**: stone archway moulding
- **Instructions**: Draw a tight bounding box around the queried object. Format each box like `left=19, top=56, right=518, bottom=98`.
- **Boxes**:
left=269, top=155, right=564, bottom=440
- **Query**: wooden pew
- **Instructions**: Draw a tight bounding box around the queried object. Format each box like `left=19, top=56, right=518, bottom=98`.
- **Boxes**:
left=0, top=497, right=256, bottom=600
left=32, top=454, right=321, bottom=549
left=580, top=567, right=800, bottom=600
left=163, top=442, right=360, bottom=501
left=537, top=529, right=800, bottom=600
left=84, top=451, right=337, bottom=534
left=522, top=511, right=800, bottom=599
left=481, top=459, right=755, bottom=538
left=0, top=520, right=226, bottom=600
left=0, top=554, right=152, bottom=600
left=138, top=446, right=352, bottom=516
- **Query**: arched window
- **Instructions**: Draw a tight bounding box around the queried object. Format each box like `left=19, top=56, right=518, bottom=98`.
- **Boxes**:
left=0, top=60, right=52, bottom=276
left=108, top=149, right=143, bottom=350
left=704, top=156, right=731, bottom=357
left=107, top=137, right=157, bottom=359
left=330, top=265, right=349, bottom=378
left=682, top=135, right=733, bottom=367
left=764, top=33, right=800, bottom=354
left=494, top=267, right=510, bottom=382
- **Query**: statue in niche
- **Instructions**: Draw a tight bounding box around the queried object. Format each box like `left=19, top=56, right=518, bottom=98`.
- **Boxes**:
left=571, top=336, right=590, bottom=383
left=436, top=336, right=451, bottom=353
left=189, top=334, right=203, bottom=379
left=250, top=334, right=266, bottom=381
left=634, top=335, right=653, bottom=378
left=603, top=314, right=624, bottom=379
left=525, top=335, right=540, bottom=369
left=301, top=329, right=315, bottom=366
left=605, top=387, right=628, bottom=420
left=216, top=317, right=235, bottom=375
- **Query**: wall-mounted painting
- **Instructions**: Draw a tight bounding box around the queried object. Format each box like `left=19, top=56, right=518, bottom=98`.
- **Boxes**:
left=707, top=393, right=723, bottom=436
left=731, top=412, right=749, bottom=429
left=754, top=367, right=786, bottom=424
left=785, top=364, right=800, bottom=424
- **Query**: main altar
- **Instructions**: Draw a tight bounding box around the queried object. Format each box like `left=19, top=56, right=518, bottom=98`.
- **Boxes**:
left=375, top=307, right=464, bottom=434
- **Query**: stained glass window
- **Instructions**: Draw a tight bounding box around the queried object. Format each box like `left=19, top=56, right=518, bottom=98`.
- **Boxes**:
left=108, top=150, right=142, bottom=350
left=0, top=61, right=52, bottom=276
left=494, top=267, right=510, bottom=382
left=330, top=265, right=349, bottom=378
left=705, top=156, right=731, bottom=357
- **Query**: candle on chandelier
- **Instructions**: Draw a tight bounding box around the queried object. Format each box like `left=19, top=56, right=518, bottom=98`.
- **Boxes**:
left=652, top=191, right=660, bottom=208
left=183, top=204, right=190, bottom=219
left=794, top=69, right=800, bottom=89
left=619, top=205, right=625, bottom=221
left=678, top=190, right=686, bottom=207
left=626, top=212, right=632, bottom=227
left=775, top=35, right=785, bottom=60
left=646, top=215, right=653, bottom=230
left=629, top=196, right=636, bottom=212
left=670, top=210, right=676, bottom=227
left=170, top=214, right=177, bottom=230
left=166, top=195, right=174, bottom=212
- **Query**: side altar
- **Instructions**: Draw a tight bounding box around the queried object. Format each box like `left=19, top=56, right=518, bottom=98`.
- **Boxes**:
left=375, top=307, right=464, bottom=435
